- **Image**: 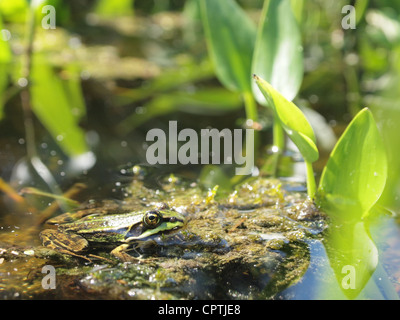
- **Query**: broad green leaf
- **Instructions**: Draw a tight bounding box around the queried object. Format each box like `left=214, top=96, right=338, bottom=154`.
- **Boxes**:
left=30, top=54, right=88, bottom=156
left=0, top=0, right=28, bottom=22
left=115, top=59, right=214, bottom=105
left=355, top=0, right=369, bottom=24
left=254, top=74, right=318, bottom=163
left=0, top=15, right=12, bottom=120
left=252, top=0, right=303, bottom=103
left=198, top=0, right=256, bottom=93
left=0, top=63, right=9, bottom=119
left=318, top=108, right=387, bottom=218
left=95, top=0, right=134, bottom=16
left=290, top=0, right=304, bottom=23
left=117, top=88, right=242, bottom=134
left=61, top=64, right=86, bottom=121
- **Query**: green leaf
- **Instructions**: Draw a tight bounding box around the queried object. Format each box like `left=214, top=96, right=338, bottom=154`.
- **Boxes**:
left=252, top=0, right=303, bottom=103
left=116, top=88, right=242, bottom=134
left=0, top=14, right=12, bottom=120
left=61, top=64, right=86, bottom=121
left=30, top=54, right=89, bottom=156
left=95, top=0, right=134, bottom=16
left=254, top=74, right=318, bottom=163
left=318, top=108, right=387, bottom=218
left=317, top=109, right=389, bottom=299
left=0, top=0, right=28, bottom=23
left=198, top=0, right=256, bottom=93
left=290, top=0, right=304, bottom=23
left=115, top=59, right=215, bottom=105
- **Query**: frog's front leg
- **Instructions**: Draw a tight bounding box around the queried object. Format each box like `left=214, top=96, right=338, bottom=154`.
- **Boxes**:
left=40, top=229, right=91, bottom=262
left=110, top=244, right=141, bottom=262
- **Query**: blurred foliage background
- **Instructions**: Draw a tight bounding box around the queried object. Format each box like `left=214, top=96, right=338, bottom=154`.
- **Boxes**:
left=0, top=0, right=399, bottom=212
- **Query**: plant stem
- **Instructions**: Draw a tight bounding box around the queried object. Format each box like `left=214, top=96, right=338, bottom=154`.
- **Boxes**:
left=20, top=4, right=63, bottom=201
left=242, top=90, right=259, bottom=172
left=21, top=3, right=36, bottom=159
left=305, top=160, right=316, bottom=199
left=242, top=90, right=258, bottom=122
left=272, top=119, right=285, bottom=151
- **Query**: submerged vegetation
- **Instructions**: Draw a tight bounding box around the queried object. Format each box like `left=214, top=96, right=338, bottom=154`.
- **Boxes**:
left=0, top=0, right=400, bottom=300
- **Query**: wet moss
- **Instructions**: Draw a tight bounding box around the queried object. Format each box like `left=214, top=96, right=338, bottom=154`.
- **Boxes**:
left=0, top=176, right=326, bottom=299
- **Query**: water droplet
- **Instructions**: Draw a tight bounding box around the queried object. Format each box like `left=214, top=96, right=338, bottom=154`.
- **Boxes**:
left=246, top=119, right=254, bottom=127
left=1, top=29, right=11, bottom=41
left=135, top=106, right=146, bottom=114
left=271, top=145, right=280, bottom=153
left=17, top=78, right=28, bottom=87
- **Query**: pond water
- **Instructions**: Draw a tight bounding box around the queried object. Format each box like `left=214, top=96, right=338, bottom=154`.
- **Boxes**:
left=0, top=160, right=399, bottom=300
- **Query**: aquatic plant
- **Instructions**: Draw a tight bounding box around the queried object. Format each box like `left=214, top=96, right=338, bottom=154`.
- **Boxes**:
left=0, top=1, right=89, bottom=158
left=199, top=0, right=304, bottom=166
left=255, top=73, right=390, bottom=298
left=0, top=1, right=93, bottom=198
left=254, top=75, right=318, bottom=198
left=200, top=0, right=393, bottom=299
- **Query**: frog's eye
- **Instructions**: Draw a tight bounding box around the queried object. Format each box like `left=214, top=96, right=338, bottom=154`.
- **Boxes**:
left=143, top=210, right=162, bottom=229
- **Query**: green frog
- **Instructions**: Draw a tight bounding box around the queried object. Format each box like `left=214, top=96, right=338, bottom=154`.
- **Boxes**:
left=39, top=203, right=186, bottom=262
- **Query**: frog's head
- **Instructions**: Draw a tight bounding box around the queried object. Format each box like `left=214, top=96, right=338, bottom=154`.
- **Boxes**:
left=135, top=209, right=186, bottom=240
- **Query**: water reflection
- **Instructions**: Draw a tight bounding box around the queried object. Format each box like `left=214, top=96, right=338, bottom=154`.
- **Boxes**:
left=281, top=209, right=400, bottom=300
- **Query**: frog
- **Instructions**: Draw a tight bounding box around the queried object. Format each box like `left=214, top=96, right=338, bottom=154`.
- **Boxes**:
left=39, top=203, right=186, bottom=263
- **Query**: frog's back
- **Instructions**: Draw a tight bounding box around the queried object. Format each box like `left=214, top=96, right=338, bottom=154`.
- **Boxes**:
left=59, top=212, right=144, bottom=243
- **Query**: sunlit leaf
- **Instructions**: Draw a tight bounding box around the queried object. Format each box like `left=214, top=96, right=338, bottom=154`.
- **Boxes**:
left=254, top=74, right=318, bottom=163
left=30, top=54, right=88, bottom=156
left=0, top=15, right=12, bottom=120
left=198, top=0, right=256, bottom=93
left=0, top=0, right=28, bottom=22
left=366, top=9, right=400, bottom=45
left=317, top=109, right=389, bottom=299
left=318, top=108, right=387, bottom=218
left=290, top=0, right=304, bottom=23
left=252, top=0, right=303, bottom=103
left=95, top=0, right=134, bottom=16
